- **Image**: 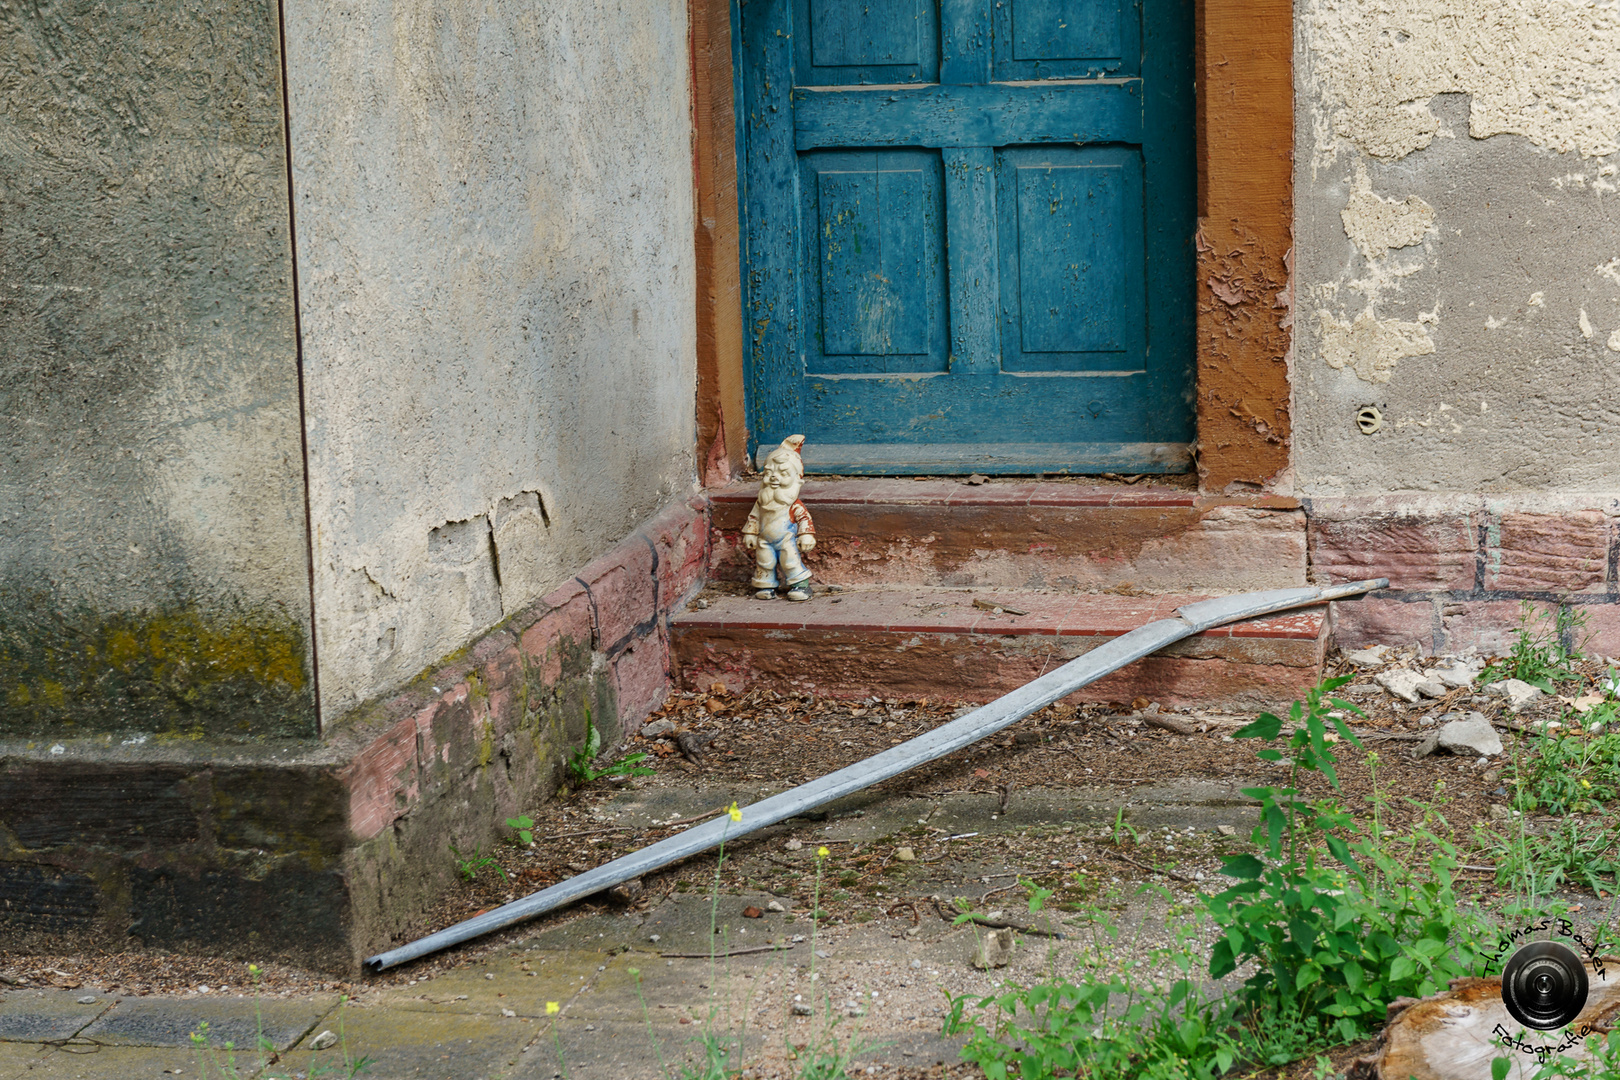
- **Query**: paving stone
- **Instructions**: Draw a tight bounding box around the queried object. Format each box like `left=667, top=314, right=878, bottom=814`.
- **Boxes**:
left=278, top=1005, right=538, bottom=1080
left=0, top=989, right=108, bottom=1042
left=505, top=1018, right=693, bottom=1080
left=78, top=992, right=336, bottom=1050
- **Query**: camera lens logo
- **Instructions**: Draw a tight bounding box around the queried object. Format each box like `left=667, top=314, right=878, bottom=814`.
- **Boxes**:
left=1502, top=941, right=1590, bottom=1031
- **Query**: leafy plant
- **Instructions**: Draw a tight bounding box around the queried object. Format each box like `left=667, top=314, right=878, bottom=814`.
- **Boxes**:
left=948, top=973, right=1244, bottom=1080
left=507, top=814, right=536, bottom=845
left=948, top=883, right=1246, bottom=1079
left=566, top=712, right=655, bottom=787
left=1203, top=677, right=1497, bottom=1045
left=1482, top=601, right=1587, bottom=691
left=1492, top=1027, right=1620, bottom=1078
left=449, top=841, right=507, bottom=883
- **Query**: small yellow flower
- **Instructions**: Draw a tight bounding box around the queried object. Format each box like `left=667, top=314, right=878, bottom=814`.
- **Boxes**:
left=728, top=801, right=742, bottom=822
left=817, top=845, right=830, bottom=858
left=1582, top=779, right=1593, bottom=789
left=546, top=1001, right=560, bottom=1015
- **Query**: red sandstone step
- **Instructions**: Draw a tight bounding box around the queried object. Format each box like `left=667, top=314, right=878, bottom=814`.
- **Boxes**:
left=707, top=478, right=1307, bottom=594
left=671, top=587, right=1329, bottom=712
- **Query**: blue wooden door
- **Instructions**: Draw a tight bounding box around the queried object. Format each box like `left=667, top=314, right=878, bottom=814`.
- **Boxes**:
left=738, top=0, right=1194, bottom=474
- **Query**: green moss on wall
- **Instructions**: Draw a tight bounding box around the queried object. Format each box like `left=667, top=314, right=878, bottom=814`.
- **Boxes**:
left=0, top=601, right=316, bottom=739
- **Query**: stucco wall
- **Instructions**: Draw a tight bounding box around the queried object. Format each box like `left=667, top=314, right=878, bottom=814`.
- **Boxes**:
left=282, top=0, right=699, bottom=721
left=1294, top=0, right=1620, bottom=495
left=0, top=0, right=316, bottom=737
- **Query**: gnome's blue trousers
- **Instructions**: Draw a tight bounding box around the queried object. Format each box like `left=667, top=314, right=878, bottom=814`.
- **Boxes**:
left=751, top=524, right=811, bottom=590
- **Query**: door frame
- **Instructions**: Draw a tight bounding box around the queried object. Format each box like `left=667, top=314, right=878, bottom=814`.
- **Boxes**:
left=687, top=0, right=1292, bottom=494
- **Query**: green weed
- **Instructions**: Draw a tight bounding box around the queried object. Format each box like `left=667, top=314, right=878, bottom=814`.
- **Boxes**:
left=1479, top=815, right=1620, bottom=895
left=1507, top=723, right=1620, bottom=816
left=448, top=841, right=507, bottom=883
left=1205, top=678, right=1496, bottom=1044
left=1482, top=602, right=1588, bottom=691
left=566, top=710, right=655, bottom=787
left=947, top=676, right=1522, bottom=1078
left=1492, top=1027, right=1620, bottom=1078
left=506, top=814, right=537, bottom=844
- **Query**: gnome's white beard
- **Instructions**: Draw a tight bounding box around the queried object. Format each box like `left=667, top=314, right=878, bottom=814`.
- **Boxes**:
left=757, top=483, right=797, bottom=510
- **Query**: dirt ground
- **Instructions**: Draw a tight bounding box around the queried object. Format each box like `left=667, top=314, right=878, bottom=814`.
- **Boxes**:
left=6, top=645, right=1618, bottom=1079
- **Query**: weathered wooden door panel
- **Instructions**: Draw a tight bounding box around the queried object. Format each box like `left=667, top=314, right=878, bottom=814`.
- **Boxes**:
left=801, top=150, right=948, bottom=373
left=997, top=146, right=1145, bottom=372
left=995, top=0, right=1136, bottom=79
left=796, top=0, right=939, bottom=84
left=740, top=0, right=1193, bottom=474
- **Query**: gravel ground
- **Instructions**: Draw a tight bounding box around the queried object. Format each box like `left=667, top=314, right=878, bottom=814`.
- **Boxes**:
left=6, top=643, right=1617, bottom=1080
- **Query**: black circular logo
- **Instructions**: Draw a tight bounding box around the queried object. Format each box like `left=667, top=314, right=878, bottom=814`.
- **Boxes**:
left=1502, top=941, right=1590, bottom=1031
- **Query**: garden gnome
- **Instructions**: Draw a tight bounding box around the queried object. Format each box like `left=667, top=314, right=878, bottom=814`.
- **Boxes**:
left=743, top=435, right=816, bottom=601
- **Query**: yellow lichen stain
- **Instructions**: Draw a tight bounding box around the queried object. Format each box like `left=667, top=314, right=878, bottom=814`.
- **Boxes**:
left=477, top=720, right=496, bottom=769
left=1, top=604, right=312, bottom=734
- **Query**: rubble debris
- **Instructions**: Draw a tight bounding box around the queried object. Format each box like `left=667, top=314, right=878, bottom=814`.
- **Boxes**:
left=1143, top=713, right=1196, bottom=735
left=1426, top=659, right=1482, bottom=689
left=970, top=928, right=1014, bottom=969
left=1344, top=645, right=1392, bottom=667
left=1436, top=713, right=1502, bottom=757
left=1489, top=679, right=1545, bottom=711
left=608, top=878, right=644, bottom=905
left=675, top=730, right=716, bottom=763
left=1376, top=669, right=1434, bottom=703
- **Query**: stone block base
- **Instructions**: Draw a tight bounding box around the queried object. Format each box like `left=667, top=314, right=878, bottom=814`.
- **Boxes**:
left=1308, top=496, right=1620, bottom=657
left=0, top=497, right=708, bottom=972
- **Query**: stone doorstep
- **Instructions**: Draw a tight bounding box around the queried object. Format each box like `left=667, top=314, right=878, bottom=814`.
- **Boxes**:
left=670, top=589, right=1329, bottom=710
left=707, top=478, right=1307, bottom=594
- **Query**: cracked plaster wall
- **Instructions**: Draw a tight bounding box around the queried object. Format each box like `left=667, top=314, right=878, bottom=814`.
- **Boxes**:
left=0, top=0, right=316, bottom=737
left=1295, top=0, right=1620, bottom=495
left=282, top=0, right=698, bottom=722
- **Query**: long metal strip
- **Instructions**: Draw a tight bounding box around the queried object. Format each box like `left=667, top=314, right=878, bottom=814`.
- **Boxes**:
left=365, top=579, right=1385, bottom=972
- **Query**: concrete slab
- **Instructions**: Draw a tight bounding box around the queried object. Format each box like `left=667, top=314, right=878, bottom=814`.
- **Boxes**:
left=0, top=1040, right=206, bottom=1079
left=78, top=992, right=336, bottom=1050
left=0, top=990, right=108, bottom=1043
left=385, top=952, right=613, bottom=1019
